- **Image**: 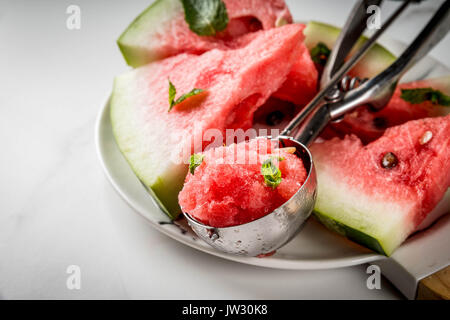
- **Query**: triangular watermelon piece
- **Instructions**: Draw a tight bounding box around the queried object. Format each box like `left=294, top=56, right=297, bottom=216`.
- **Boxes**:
left=311, top=115, right=450, bottom=255
left=111, top=24, right=304, bottom=218
left=331, top=76, right=450, bottom=143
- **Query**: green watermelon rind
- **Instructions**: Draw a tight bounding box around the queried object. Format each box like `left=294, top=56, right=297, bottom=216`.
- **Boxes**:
left=304, top=21, right=396, bottom=78
left=311, top=164, right=414, bottom=257
left=110, top=75, right=186, bottom=219
left=314, top=210, right=387, bottom=255
left=117, top=0, right=183, bottom=67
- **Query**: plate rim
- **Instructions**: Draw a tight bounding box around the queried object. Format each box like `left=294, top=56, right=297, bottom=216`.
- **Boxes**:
left=96, top=96, right=388, bottom=269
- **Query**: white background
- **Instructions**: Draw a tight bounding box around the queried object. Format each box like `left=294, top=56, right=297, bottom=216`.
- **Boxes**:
left=0, top=0, right=448, bottom=299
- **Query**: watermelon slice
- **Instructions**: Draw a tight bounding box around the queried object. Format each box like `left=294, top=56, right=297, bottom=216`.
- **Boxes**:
left=310, top=115, right=450, bottom=255
left=118, top=0, right=292, bottom=67
left=331, top=76, right=450, bottom=143
left=111, top=25, right=304, bottom=218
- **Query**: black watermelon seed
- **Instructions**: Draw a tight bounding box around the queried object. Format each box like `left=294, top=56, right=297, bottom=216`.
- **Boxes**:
left=381, top=152, right=398, bottom=169
left=373, top=117, right=387, bottom=129
left=266, top=110, right=285, bottom=126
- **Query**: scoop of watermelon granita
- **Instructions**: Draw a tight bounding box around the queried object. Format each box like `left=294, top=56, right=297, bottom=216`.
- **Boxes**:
left=178, top=138, right=307, bottom=228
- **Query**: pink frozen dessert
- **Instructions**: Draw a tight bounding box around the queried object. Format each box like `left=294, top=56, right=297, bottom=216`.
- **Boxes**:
left=179, top=138, right=307, bottom=227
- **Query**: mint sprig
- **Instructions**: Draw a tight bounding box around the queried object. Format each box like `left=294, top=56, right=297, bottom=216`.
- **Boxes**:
left=181, top=0, right=229, bottom=36
left=310, top=42, right=331, bottom=67
left=189, top=153, right=204, bottom=175
left=168, top=79, right=204, bottom=112
left=400, top=87, right=450, bottom=106
left=261, top=156, right=283, bottom=189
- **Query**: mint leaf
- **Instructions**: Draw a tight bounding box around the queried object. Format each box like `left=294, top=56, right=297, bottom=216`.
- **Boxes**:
left=400, top=87, right=450, bottom=106
left=181, top=0, right=229, bottom=36
left=168, top=79, right=205, bottom=112
left=189, top=153, right=204, bottom=175
left=261, top=156, right=283, bottom=189
left=175, top=88, right=204, bottom=105
left=168, top=79, right=177, bottom=110
left=310, top=42, right=331, bottom=66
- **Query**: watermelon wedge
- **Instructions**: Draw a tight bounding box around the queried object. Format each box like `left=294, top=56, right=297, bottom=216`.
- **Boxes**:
left=118, top=0, right=292, bottom=67
left=311, top=115, right=450, bottom=255
left=111, top=24, right=304, bottom=218
left=331, top=76, right=450, bottom=143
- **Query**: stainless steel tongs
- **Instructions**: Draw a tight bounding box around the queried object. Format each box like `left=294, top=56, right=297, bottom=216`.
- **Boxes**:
left=282, top=0, right=450, bottom=145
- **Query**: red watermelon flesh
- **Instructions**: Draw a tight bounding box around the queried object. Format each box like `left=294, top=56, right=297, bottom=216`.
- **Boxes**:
left=118, top=0, right=293, bottom=67
left=178, top=138, right=307, bottom=227
left=110, top=24, right=305, bottom=217
left=227, top=23, right=318, bottom=106
left=331, top=77, right=450, bottom=144
left=118, top=0, right=318, bottom=107
left=311, top=115, right=450, bottom=255
left=271, top=43, right=318, bottom=106
left=151, top=0, right=292, bottom=55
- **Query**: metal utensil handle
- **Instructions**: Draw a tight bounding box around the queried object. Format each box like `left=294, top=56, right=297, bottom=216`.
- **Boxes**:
left=321, top=0, right=411, bottom=90
left=292, top=103, right=331, bottom=146
left=281, top=0, right=409, bottom=137
left=295, top=0, right=449, bottom=145
left=388, top=0, right=450, bottom=76
left=320, top=0, right=382, bottom=88
left=329, top=0, right=450, bottom=118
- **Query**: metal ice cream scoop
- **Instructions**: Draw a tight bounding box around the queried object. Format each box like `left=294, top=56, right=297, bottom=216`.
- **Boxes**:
left=183, top=0, right=450, bottom=256
left=184, top=136, right=317, bottom=256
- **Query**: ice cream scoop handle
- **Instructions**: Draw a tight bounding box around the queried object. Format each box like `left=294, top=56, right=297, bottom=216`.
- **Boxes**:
left=292, top=104, right=331, bottom=146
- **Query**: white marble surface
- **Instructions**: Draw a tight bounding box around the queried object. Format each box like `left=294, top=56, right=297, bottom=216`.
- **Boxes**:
left=0, top=0, right=448, bottom=299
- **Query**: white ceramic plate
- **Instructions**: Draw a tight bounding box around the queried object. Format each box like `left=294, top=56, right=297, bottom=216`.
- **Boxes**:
left=96, top=34, right=449, bottom=270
